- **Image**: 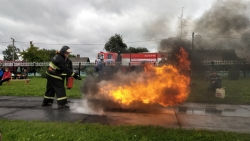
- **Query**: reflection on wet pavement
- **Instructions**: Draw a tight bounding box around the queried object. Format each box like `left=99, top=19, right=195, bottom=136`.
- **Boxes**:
left=178, top=104, right=250, bottom=117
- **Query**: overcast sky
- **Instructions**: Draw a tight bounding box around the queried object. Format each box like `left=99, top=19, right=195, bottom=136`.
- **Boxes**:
left=0, top=0, right=216, bottom=61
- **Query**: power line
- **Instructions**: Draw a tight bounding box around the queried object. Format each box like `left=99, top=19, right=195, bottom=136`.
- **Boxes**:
left=36, top=42, right=104, bottom=46
left=14, top=40, right=24, bottom=43
left=15, top=40, right=104, bottom=46
left=196, top=34, right=247, bottom=40
left=13, top=39, right=163, bottom=46
left=126, top=39, right=162, bottom=43
left=0, top=41, right=11, bottom=44
left=0, top=34, right=250, bottom=47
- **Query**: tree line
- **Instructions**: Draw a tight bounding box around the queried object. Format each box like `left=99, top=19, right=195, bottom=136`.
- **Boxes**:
left=2, top=34, right=148, bottom=62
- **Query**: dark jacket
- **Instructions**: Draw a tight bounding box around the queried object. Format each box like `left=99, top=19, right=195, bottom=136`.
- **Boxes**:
left=66, top=58, right=73, bottom=72
left=47, top=53, right=74, bottom=79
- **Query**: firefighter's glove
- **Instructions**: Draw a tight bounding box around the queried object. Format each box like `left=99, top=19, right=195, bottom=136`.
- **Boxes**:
left=73, top=73, right=81, bottom=80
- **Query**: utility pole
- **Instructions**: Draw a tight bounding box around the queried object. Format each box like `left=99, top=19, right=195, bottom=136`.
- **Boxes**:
left=11, top=37, right=15, bottom=61
left=179, top=7, right=184, bottom=40
left=30, top=41, right=33, bottom=47
left=191, top=32, right=195, bottom=50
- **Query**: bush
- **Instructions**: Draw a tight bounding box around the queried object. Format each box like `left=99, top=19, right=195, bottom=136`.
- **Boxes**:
left=38, top=67, right=48, bottom=78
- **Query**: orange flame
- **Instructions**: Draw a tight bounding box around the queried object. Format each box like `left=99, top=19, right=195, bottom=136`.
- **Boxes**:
left=99, top=48, right=190, bottom=107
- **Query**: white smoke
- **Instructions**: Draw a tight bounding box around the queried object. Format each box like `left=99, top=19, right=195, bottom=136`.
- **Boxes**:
left=70, top=99, right=104, bottom=115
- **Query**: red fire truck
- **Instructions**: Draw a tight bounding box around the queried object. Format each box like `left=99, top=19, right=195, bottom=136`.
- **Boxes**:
left=96, top=52, right=162, bottom=66
left=96, top=52, right=118, bottom=65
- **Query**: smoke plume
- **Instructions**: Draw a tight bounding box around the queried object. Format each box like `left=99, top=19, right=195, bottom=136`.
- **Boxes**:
left=193, top=0, right=250, bottom=59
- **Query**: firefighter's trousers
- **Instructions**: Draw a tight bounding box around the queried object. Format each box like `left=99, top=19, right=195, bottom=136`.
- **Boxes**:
left=43, top=74, right=67, bottom=105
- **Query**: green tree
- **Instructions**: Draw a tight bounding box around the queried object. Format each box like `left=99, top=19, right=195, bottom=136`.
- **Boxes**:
left=21, top=44, right=56, bottom=62
left=127, top=47, right=149, bottom=53
left=2, top=45, right=20, bottom=61
left=104, top=34, right=127, bottom=53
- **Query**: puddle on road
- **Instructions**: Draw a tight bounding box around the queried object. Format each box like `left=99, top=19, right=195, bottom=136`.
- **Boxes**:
left=178, top=106, right=250, bottom=117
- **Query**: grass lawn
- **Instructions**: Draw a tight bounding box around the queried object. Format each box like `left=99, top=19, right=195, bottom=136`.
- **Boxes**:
left=0, top=77, right=84, bottom=98
left=188, top=78, right=250, bottom=104
left=0, top=119, right=249, bottom=141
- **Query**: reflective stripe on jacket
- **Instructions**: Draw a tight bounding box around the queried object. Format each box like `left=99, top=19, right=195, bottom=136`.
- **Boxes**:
left=46, top=53, right=74, bottom=78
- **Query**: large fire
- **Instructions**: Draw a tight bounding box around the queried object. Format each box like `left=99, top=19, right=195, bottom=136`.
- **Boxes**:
left=99, top=48, right=190, bottom=107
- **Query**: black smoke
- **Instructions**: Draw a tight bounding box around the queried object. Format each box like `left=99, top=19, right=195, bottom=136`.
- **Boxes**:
left=193, top=0, right=250, bottom=59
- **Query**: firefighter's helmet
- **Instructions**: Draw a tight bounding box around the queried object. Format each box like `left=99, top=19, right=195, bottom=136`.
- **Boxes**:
left=60, top=46, right=72, bottom=54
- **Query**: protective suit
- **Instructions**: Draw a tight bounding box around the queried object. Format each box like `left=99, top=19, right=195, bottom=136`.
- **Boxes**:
left=42, top=46, right=80, bottom=109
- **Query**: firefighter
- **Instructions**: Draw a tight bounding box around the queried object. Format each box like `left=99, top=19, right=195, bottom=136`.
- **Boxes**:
left=42, top=46, right=81, bottom=109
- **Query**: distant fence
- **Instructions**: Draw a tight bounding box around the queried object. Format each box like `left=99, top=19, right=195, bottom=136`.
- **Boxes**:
left=0, top=62, right=95, bottom=67
left=203, top=60, right=248, bottom=65
left=1, top=60, right=248, bottom=67
left=0, top=62, right=96, bottom=77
